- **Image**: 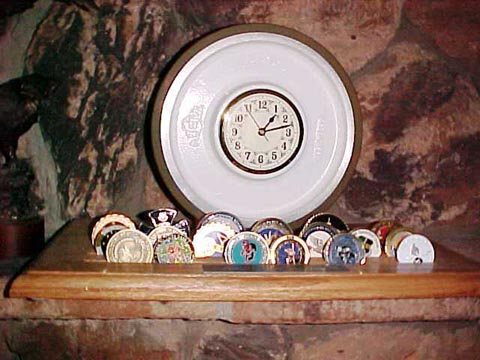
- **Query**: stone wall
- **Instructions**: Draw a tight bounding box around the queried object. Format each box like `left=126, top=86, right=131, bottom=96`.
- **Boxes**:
left=1, top=0, right=479, bottom=236
left=1, top=319, right=479, bottom=359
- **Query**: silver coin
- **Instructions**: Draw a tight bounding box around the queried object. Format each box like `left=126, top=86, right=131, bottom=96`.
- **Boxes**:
left=351, top=229, right=381, bottom=258
left=396, top=234, right=435, bottom=264
left=106, top=229, right=153, bottom=263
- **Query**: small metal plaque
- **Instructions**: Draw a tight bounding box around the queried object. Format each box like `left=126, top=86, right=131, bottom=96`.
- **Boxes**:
left=202, top=264, right=348, bottom=273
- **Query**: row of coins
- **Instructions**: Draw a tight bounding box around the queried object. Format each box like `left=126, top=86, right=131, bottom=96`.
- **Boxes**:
left=299, top=215, right=435, bottom=264
left=194, top=212, right=361, bottom=265
left=370, top=220, right=435, bottom=264
left=90, top=210, right=194, bottom=263
left=90, top=209, right=435, bottom=265
left=192, top=213, right=310, bottom=264
left=193, top=212, right=435, bottom=265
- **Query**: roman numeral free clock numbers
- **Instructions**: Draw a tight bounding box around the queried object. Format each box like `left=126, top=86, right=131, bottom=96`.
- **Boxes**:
left=220, top=89, right=304, bottom=174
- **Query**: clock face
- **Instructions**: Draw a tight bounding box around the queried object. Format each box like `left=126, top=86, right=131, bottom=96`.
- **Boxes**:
left=220, top=90, right=303, bottom=174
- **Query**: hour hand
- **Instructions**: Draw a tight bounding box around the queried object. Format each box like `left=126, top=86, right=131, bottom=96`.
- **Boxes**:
left=258, top=114, right=277, bottom=136
left=263, top=114, right=277, bottom=130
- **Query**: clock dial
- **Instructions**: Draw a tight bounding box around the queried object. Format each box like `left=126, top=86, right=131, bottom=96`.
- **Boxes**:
left=220, top=90, right=303, bottom=174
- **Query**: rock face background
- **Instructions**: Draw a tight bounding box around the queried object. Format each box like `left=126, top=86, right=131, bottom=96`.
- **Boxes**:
left=1, top=0, right=479, bottom=235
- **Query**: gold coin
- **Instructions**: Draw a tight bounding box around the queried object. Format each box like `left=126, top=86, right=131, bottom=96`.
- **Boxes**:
left=91, top=213, right=136, bottom=245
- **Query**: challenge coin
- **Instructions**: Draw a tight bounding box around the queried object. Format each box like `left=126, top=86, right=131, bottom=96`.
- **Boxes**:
left=251, top=217, right=292, bottom=245
left=91, top=213, right=136, bottom=255
left=370, top=220, right=396, bottom=247
left=198, top=211, right=244, bottom=234
left=384, top=226, right=412, bottom=257
left=224, top=232, right=270, bottom=265
left=154, top=233, right=194, bottom=264
left=174, top=218, right=192, bottom=237
left=149, top=208, right=178, bottom=226
left=396, top=234, right=435, bottom=264
left=270, top=235, right=310, bottom=265
left=147, top=224, right=184, bottom=245
left=303, top=213, right=349, bottom=232
left=106, top=229, right=153, bottom=263
left=323, top=233, right=365, bottom=265
left=192, top=222, right=235, bottom=258
left=300, top=222, right=339, bottom=258
left=350, top=228, right=382, bottom=258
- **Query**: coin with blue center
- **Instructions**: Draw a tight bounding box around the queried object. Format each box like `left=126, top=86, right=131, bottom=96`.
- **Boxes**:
left=323, top=233, right=364, bottom=265
left=224, top=232, right=269, bottom=264
left=251, top=217, right=292, bottom=245
left=270, top=235, right=310, bottom=265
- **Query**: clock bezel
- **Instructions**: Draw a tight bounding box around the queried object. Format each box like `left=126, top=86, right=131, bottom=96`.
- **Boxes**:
left=219, top=88, right=304, bottom=175
left=150, top=23, right=362, bottom=231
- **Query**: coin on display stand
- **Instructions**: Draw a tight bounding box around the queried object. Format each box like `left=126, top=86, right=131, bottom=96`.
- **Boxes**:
left=396, top=234, right=435, bottom=264
left=198, top=211, right=244, bottom=234
left=251, top=217, right=292, bottom=246
left=147, top=224, right=185, bottom=245
left=193, top=222, right=236, bottom=258
left=350, top=228, right=382, bottom=258
left=370, top=220, right=396, bottom=248
left=300, top=222, right=339, bottom=258
left=106, top=229, right=154, bottom=263
left=148, top=208, right=178, bottom=227
left=323, top=233, right=365, bottom=265
left=384, top=226, right=412, bottom=257
left=91, top=213, right=137, bottom=256
left=303, top=213, right=349, bottom=232
left=270, top=235, right=310, bottom=265
left=154, top=233, right=194, bottom=264
left=174, top=218, right=192, bottom=238
left=224, top=231, right=270, bottom=264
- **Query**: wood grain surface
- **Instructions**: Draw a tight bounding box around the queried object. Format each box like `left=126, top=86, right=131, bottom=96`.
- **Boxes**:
left=8, top=218, right=480, bottom=301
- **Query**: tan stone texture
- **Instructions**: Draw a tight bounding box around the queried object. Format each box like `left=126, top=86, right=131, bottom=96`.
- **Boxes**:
left=240, top=0, right=403, bottom=73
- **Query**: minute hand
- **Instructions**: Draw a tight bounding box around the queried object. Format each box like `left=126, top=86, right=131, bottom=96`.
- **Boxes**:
left=264, top=123, right=292, bottom=133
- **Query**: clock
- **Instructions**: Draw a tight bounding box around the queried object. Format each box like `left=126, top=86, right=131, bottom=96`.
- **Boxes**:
left=150, top=24, right=361, bottom=229
left=220, top=89, right=303, bottom=174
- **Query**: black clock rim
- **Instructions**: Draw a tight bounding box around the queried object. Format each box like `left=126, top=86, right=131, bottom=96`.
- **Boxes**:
left=150, top=23, right=362, bottom=231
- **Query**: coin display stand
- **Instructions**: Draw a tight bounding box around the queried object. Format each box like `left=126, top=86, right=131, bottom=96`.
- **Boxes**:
left=7, top=218, right=480, bottom=302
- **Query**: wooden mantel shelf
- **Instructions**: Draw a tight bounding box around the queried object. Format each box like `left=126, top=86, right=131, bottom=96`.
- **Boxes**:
left=8, top=218, right=480, bottom=302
